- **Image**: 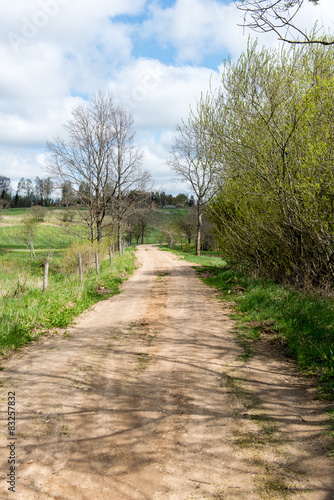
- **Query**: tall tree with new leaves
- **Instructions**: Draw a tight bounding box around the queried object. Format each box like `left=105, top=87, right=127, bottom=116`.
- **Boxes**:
left=206, top=40, right=334, bottom=285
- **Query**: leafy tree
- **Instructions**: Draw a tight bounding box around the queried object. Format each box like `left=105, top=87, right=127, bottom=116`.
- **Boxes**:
left=205, top=40, right=334, bottom=285
left=175, top=193, right=189, bottom=207
left=0, top=176, right=11, bottom=209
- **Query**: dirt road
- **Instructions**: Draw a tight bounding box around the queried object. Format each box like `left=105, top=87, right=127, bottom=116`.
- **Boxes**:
left=0, top=245, right=333, bottom=499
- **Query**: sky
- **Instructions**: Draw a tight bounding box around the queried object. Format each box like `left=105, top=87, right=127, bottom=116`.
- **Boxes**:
left=1, top=0, right=333, bottom=195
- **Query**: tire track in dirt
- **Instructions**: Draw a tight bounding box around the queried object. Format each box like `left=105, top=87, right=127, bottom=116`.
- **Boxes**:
left=0, top=245, right=333, bottom=499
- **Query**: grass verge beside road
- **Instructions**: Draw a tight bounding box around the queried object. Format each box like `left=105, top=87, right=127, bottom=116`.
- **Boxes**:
left=0, top=249, right=136, bottom=353
left=164, top=247, right=334, bottom=412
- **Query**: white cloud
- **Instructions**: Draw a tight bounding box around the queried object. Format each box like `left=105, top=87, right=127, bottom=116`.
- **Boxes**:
left=143, top=0, right=334, bottom=64
left=291, top=0, right=334, bottom=39
left=1, top=0, right=333, bottom=195
left=108, top=58, right=219, bottom=130
left=0, top=150, right=47, bottom=187
left=107, top=58, right=219, bottom=191
left=143, top=0, right=247, bottom=63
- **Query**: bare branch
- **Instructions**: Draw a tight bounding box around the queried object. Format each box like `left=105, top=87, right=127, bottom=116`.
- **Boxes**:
left=236, top=0, right=334, bottom=45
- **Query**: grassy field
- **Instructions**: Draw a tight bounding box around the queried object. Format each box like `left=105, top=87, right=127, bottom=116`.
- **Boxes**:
left=145, top=208, right=189, bottom=244
left=0, top=225, right=79, bottom=250
left=0, top=208, right=136, bottom=353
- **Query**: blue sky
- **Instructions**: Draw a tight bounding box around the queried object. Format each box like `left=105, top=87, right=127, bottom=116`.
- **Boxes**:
left=0, top=0, right=333, bottom=194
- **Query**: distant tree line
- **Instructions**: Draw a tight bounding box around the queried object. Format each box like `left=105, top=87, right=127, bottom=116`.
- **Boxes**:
left=0, top=176, right=55, bottom=208
left=150, top=192, right=194, bottom=208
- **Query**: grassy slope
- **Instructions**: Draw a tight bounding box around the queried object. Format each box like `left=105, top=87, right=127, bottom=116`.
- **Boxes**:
left=145, top=208, right=188, bottom=244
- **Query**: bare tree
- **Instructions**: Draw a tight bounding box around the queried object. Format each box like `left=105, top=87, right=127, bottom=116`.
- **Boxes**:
left=35, top=177, right=53, bottom=206
left=46, top=92, right=146, bottom=245
left=177, top=208, right=197, bottom=246
left=46, top=92, right=116, bottom=243
left=168, top=104, right=220, bottom=256
left=19, top=214, right=39, bottom=260
left=109, top=106, right=150, bottom=253
left=236, top=0, right=333, bottom=45
left=127, top=193, right=155, bottom=244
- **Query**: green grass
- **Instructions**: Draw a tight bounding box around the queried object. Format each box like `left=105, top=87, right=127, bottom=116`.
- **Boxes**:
left=145, top=208, right=189, bottom=244
left=166, top=247, right=334, bottom=400
left=2, top=208, right=28, bottom=216
left=0, top=225, right=80, bottom=250
left=0, top=248, right=136, bottom=352
left=161, top=246, right=226, bottom=267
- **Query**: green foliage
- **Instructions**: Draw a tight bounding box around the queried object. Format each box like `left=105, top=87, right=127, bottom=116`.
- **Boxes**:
left=61, top=241, right=109, bottom=273
left=204, top=40, right=334, bottom=286
left=28, top=205, right=47, bottom=221
left=162, top=246, right=226, bottom=267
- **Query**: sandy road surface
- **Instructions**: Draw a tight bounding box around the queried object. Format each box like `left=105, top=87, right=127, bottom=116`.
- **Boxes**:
left=0, top=245, right=333, bottom=500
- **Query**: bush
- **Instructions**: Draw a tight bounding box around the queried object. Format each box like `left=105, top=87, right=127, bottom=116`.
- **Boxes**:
left=61, top=241, right=109, bottom=273
left=28, top=205, right=47, bottom=222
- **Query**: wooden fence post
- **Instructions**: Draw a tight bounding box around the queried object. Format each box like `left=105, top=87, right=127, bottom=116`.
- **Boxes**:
left=109, top=246, right=112, bottom=266
left=95, top=253, right=99, bottom=275
left=43, top=258, right=49, bottom=293
left=78, top=253, right=83, bottom=282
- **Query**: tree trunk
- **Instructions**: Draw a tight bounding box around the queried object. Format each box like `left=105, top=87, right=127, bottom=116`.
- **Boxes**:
left=96, top=219, right=102, bottom=244
left=118, top=221, right=122, bottom=256
left=30, top=242, right=36, bottom=260
left=90, top=209, right=94, bottom=244
left=196, top=201, right=202, bottom=256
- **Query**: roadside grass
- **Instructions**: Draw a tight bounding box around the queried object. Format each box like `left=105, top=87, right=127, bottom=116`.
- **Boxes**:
left=0, top=248, right=136, bottom=353
left=164, top=247, right=334, bottom=401
left=161, top=245, right=225, bottom=267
